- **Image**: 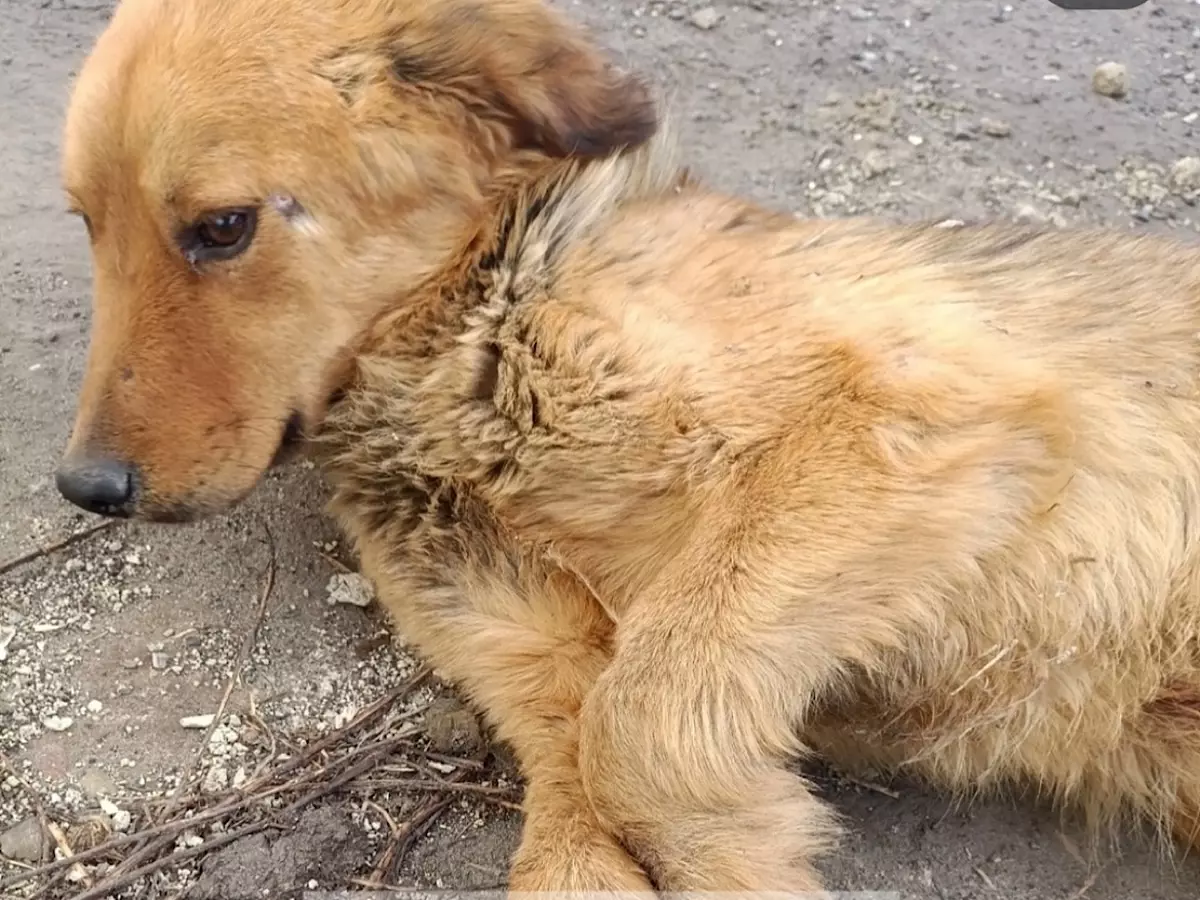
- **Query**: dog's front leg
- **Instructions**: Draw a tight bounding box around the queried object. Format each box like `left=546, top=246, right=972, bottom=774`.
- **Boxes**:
left=576, top=547, right=849, bottom=896
left=359, top=536, right=655, bottom=896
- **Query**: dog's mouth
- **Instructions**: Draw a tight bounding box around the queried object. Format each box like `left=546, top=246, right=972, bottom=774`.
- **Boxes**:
left=269, top=410, right=308, bottom=469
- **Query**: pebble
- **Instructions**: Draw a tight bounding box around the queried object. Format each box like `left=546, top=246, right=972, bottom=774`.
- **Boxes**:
left=326, top=572, right=375, bottom=608
left=86, top=699, right=103, bottom=714
left=690, top=7, right=722, bottom=30
left=424, top=697, right=485, bottom=756
left=0, top=816, right=47, bottom=863
left=202, top=764, right=229, bottom=793
left=980, top=117, right=1012, bottom=138
left=1014, top=203, right=1046, bottom=224
left=860, top=149, right=894, bottom=178
left=100, top=798, right=132, bottom=832
left=1170, top=157, right=1200, bottom=191
left=80, top=768, right=119, bottom=798
left=1092, top=61, right=1129, bottom=99
left=180, top=714, right=216, bottom=729
left=43, top=715, right=74, bottom=732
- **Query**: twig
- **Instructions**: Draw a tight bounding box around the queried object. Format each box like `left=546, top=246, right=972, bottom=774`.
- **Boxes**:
left=95, top=522, right=278, bottom=891
left=279, top=744, right=401, bottom=816
left=0, top=755, right=77, bottom=900
left=347, top=778, right=519, bottom=799
left=68, top=822, right=272, bottom=900
left=843, top=775, right=901, bottom=800
left=1066, top=871, right=1100, bottom=900
left=0, top=665, right=432, bottom=894
left=240, top=665, right=430, bottom=793
left=974, top=866, right=996, bottom=890
left=176, top=520, right=277, bottom=796
left=23, top=867, right=69, bottom=900
left=371, top=793, right=457, bottom=885
left=420, top=750, right=488, bottom=770
left=0, top=520, right=117, bottom=576
left=318, top=549, right=353, bottom=573
left=44, top=819, right=92, bottom=888
left=393, top=797, right=453, bottom=874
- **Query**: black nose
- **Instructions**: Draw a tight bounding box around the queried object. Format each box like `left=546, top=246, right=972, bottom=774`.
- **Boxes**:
left=54, top=457, right=138, bottom=517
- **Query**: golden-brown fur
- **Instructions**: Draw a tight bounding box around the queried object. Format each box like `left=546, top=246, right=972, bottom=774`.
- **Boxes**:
left=57, top=0, right=1200, bottom=893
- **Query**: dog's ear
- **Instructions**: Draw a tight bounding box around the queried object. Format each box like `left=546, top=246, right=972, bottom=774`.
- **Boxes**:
left=339, top=0, right=657, bottom=159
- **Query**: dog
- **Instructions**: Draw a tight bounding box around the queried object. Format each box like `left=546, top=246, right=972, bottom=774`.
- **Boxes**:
left=54, top=0, right=1200, bottom=893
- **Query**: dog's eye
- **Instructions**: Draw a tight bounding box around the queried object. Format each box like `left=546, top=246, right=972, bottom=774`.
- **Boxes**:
left=181, top=207, right=258, bottom=264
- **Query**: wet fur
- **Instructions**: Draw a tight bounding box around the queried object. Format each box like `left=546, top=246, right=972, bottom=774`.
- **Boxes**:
left=59, top=0, right=1200, bottom=892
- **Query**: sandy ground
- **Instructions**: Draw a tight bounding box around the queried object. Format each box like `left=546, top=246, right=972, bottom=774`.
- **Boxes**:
left=2, top=0, right=1200, bottom=898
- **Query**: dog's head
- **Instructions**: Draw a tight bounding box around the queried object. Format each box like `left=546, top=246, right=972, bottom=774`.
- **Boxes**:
left=55, top=0, right=655, bottom=522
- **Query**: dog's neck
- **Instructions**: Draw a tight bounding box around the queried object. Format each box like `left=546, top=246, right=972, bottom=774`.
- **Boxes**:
left=310, top=122, right=690, bottom=550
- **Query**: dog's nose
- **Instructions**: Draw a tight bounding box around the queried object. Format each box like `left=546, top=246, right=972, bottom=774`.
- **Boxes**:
left=54, top=457, right=138, bottom=517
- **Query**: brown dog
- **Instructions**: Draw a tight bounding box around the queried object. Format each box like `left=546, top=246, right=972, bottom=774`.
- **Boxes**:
left=55, top=0, right=1200, bottom=893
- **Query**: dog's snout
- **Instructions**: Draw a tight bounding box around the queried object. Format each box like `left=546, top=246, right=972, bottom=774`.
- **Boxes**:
left=55, top=456, right=139, bottom=518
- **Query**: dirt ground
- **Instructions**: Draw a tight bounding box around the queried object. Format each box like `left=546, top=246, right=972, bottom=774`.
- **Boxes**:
left=2, top=0, right=1200, bottom=898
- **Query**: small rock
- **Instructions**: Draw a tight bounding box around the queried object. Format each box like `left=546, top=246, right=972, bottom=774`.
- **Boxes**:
left=690, top=7, right=722, bottom=30
left=907, top=134, right=924, bottom=147
left=0, top=625, right=15, bottom=662
left=1092, top=61, right=1129, bottom=99
left=1170, top=157, right=1200, bottom=190
left=86, top=700, right=103, bottom=714
left=180, top=714, right=215, bottom=729
left=424, top=697, right=485, bottom=756
left=100, top=800, right=131, bottom=832
left=952, top=121, right=978, bottom=141
left=1014, top=203, right=1046, bottom=225
left=1, top=817, right=48, bottom=863
left=43, top=715, right=74, bottom=732
left=151, top=651, right=169, bottom=670
left=860, top=149, right=894, bottom=178
left=980, top=117, right=1012, bottom=138
left=80, top=769, right=119, bottom=798
left=325, top=573, right=375, bottom=608
left=202, top=764, right=229, bottom=793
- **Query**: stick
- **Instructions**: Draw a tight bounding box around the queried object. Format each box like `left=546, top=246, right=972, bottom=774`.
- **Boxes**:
left=346, top=778, right=519, bottom=800
left=372, top=795, right=457, bottom=885
left=44, top=819, right=92, bottom=888
left=0, top=666, right=431, bottom=892
left=67, top=822, right=271, bottom=900
left=176, top=520, right=277, bottom=796
left=0, top=521, right=117, bottom=576
left=96, top=522, right=279, bottom=891
left=1066, top=871, right=1100, bottom=900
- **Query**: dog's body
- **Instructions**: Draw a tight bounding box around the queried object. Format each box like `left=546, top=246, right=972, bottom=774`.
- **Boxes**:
left=55, top=0, right=1200, bottom=892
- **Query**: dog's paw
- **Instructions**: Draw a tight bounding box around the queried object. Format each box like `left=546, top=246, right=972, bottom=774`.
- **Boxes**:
left=508, top=812, right=656, bottom=896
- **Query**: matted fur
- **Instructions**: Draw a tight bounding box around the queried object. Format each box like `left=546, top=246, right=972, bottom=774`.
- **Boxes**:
left=57, top=0, right=1200, bottom=893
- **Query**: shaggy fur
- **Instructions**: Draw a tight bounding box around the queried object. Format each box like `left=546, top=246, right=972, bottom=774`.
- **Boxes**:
left=56, top=0, right=1200, bottom=893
